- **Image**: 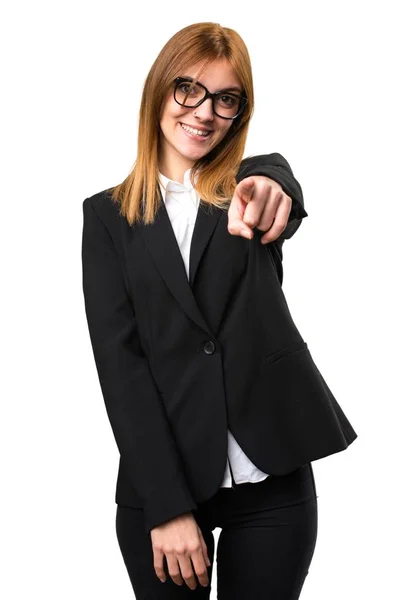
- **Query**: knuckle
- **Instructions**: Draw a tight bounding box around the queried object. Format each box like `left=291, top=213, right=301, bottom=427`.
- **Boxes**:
left=275, top=219, right=287, bottom=230
left=195, top=568, right=207, bottom=577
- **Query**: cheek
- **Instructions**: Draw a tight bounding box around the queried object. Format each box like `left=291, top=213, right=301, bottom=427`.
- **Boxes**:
left=160, top=96, right=184, bottom=127
left=216, top=121, right=234, bottom=142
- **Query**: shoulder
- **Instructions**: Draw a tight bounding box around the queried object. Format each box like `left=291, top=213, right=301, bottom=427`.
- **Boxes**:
left=83, top=187, right=120, bottom=216
left=82, top=187, right=126, bottom=230
left=237, top=153, right=293, bottom=183
left=82, top=188, right=130, bottom=253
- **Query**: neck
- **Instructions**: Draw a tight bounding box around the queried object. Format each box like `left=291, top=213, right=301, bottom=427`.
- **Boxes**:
left=158, top=151, right=195, bottom=184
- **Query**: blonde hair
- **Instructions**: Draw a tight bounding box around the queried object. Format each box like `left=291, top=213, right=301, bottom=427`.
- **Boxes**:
left=109, top=22, right=254, bottom=226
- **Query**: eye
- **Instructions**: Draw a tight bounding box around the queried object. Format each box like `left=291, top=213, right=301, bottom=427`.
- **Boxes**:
left=217, top=94, right=239, bottom=108
left=178, top=82, right=198, bottom=95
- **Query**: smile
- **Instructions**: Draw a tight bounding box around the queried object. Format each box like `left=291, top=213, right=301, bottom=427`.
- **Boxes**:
left=180, top=123, right=213, bottom=139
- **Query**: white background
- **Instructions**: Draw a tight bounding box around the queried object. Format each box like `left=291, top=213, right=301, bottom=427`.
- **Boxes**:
left=1, top=1, right=416, bottom=598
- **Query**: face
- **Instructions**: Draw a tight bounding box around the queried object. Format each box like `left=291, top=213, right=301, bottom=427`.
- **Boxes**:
left=158, top=58, right=243, bottom=178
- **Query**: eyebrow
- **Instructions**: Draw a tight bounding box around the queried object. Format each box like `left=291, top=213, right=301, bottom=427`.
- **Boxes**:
left=182, top=75, right=243, bottom=94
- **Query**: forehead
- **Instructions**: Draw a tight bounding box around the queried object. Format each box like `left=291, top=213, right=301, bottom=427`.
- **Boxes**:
left=184, top=58, right=242, bottom=91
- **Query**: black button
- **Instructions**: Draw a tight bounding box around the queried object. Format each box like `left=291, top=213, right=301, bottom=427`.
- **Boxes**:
left=203, top=341, right=216, bottom=355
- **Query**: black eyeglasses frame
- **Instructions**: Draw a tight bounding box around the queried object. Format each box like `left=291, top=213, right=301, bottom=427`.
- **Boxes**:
left=173, top=77, right=248, bottom=120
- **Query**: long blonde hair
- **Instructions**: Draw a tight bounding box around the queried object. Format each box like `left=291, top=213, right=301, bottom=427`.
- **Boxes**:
left=109, top=22, right=255, bottom=226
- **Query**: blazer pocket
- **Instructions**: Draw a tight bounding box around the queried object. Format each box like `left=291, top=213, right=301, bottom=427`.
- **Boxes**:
left=264, top=341, right=308, bottom=365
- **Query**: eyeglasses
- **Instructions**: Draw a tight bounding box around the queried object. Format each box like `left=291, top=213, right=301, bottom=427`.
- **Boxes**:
left=173, top=77, right=248, bottom=120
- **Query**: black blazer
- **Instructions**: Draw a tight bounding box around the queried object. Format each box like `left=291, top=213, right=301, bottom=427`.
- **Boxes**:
left=82, top=153, right=357, bottom=535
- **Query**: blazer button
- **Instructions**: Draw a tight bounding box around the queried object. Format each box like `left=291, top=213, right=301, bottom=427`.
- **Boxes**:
left=203, top=340, right=216, bottom=355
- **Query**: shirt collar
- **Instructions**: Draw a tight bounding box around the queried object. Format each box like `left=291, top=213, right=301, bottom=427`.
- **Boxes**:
left=158, top=168, right=199, bottom=203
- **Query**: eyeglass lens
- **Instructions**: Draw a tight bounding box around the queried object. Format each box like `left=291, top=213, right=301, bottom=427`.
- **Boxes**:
left=175, top=80, right=243, bottom=118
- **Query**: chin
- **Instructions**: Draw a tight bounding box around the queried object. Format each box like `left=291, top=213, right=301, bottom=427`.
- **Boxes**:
left=177, top=145, right=210, bottom=162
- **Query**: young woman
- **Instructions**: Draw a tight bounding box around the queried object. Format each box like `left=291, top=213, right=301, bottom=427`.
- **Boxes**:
left=82, top=22, right=357, bottom=599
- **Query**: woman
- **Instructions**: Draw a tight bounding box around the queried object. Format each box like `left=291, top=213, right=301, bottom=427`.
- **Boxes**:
left=81, top=22, right=357, bottom=599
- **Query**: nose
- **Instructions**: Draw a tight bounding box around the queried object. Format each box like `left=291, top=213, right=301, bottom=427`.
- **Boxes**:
left=192, top=97, right=215, bottom=122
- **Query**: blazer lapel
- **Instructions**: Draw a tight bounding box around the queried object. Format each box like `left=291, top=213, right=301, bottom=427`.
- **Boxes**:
left=140, top=199, right=222, bottom=336
left=189, top=202, right=223, bottom=288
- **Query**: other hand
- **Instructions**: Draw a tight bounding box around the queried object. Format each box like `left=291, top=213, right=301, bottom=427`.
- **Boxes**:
left=150, top=512, right=211, bottom=590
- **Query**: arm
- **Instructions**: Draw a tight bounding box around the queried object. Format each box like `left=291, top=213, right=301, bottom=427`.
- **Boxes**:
left=81, top=197, right=197, bottom=535
left=236, top=152, right=308, bottom=240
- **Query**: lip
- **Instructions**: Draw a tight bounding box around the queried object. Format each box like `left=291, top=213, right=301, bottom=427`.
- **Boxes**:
left=179, top=122, right=214, bottom=143
left=179, top=122, right=214, bottom=133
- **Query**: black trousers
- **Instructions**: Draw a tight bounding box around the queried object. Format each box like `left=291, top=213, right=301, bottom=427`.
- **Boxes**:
left=116, top=462, right=318, bottom=599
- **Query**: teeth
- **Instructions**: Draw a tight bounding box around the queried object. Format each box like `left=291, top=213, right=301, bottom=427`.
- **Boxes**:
left=181, top=123, right=210, bottom=137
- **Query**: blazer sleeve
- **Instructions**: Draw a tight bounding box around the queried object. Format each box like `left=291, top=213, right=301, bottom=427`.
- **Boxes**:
left=237, top=152, right=308, bottom=240
left=81, top=197, right=197, bottom=535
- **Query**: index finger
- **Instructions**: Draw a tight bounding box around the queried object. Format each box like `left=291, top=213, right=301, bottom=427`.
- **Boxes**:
left=235, top=177, right=256, bottom=204
left=228, top=179, right=256, bottom=238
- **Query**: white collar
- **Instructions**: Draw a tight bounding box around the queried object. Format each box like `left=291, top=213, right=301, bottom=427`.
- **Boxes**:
left=158, top=168, right=199, bottom=202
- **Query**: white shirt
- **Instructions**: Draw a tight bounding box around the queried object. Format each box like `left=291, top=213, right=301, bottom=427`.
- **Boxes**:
left=158, top=168, right=270, bottom=488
